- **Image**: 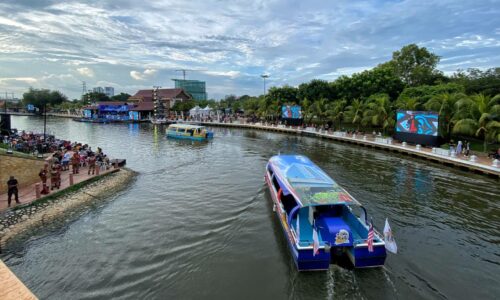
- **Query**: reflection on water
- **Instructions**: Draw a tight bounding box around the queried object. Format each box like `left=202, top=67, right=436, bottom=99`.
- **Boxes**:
left=2, top=116, right=500, bottom=300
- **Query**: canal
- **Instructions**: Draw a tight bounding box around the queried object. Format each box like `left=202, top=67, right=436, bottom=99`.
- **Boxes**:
left=2, top=116, right=499, bottom=299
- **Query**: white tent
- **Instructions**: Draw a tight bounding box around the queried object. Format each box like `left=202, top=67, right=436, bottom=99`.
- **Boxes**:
left=201, top=106, right=213, bottom=116
left=189, top=105, right=201, bottom=116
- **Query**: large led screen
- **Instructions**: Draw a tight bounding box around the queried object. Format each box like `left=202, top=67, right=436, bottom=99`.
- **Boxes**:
left=281, top=105, right=302, bottom=119
left=396, top=110, right=438, bottom=136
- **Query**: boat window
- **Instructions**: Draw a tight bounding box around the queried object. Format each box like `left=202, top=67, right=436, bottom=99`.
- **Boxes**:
left=281, top=193, right=297, bottom=215
left=271, top=175, right=280, bottom=192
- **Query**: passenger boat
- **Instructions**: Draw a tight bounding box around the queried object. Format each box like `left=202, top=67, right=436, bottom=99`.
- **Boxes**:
left=265, top=155, right=386, bottom=271
left=166, top=124, right=214, bottom=141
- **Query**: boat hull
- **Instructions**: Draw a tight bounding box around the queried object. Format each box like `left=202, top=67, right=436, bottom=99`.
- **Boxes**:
left=265, top=172, right=330, bottom=271
left=166, top=131, right=213, bottom=141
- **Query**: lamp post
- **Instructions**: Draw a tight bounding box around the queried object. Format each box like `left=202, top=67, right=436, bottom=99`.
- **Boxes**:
left=43, top=101, right=47, bottom=146
left=261, top=74, right=269, bottom=96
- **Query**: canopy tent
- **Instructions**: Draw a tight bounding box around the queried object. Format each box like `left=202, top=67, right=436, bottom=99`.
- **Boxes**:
left=189, top=106, right=201, bottom=116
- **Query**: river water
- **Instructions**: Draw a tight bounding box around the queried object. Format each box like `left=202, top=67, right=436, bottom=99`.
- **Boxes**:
left=2, top=116, right=499, bottom=299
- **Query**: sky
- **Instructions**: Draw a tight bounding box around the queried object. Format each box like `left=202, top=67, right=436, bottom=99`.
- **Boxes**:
left=0, top=0, right=499, bottom=100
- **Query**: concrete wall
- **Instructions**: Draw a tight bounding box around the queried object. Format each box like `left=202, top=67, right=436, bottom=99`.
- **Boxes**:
left=0, top=154, right=45, bottom=194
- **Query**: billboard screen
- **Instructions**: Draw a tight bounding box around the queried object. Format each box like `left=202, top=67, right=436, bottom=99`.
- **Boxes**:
left=396, top=110, right=438, bottom=136
left=281, top=105, right=302, bottom=119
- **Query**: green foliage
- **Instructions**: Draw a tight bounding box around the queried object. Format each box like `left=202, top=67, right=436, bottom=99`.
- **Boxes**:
left=111, top=93, right=132, bottom=102
left=398, top=83, right=465, bottom=107
left=333, top=63, right=404, bottom=102
left=267, top=85, right=298, bottom=106
left=363, top=94, right=394, bottom=134
left=451, top=68, right=500, bottom=96
left=172, top=100, right=196, bottom=112
left=297, top=80, right=333, bottom=103
left=22, top=88, right=67, bottom=111
left=391, top=44, right=442, bottom=86
left=84, top=92, right=110, bottom=102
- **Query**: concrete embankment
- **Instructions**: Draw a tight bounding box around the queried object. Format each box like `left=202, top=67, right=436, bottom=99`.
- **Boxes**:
left=0, top=168, right=136, bottom=248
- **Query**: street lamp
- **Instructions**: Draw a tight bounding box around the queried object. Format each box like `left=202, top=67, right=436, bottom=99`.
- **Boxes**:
left=261, top=74, right=269, bottom=96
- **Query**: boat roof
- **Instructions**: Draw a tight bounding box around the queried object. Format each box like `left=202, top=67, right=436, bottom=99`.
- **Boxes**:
left=268, top=155, right=361, bottom=207
left=168, top=124, right=205, bottom=129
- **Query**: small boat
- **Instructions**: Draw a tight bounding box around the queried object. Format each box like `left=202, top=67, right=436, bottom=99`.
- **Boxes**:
left=150, top=117, right=167, bottom=125
left=265, top=155, right=386, bottom=271
left=166, top=124, right=214, bottom=141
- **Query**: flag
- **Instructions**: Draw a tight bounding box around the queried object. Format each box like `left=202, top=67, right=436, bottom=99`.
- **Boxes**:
left=295, top=216, right=300, bottom=240
left=312, top=227, right=320, bottom=256
left=367, top=222, right=374, bottom=253
left=383, top=218, right=398, bottom=254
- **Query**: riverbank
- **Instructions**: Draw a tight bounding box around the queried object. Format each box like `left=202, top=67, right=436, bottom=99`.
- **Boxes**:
left=194, top=120, right=500, bottom=178
left=0, top=168, right=136, bottom=249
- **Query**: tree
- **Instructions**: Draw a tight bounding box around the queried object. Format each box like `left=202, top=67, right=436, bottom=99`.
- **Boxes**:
left=398, top=83, right=464, bottom=107
left=22, top=88, right=67, bottom=112
left=171, top=100, right=196, bottom=112
left=297, top=80, right=333, bottom=104
left=111, top=93, right=131, bottom=102
left=363, top=94, right=395, bottom=135
left=451, top=68, right=500, bottom=96
left=391, top=44, right=441, bottom=86
left=327, top=100, right=347, bottom=130
left=425, top=92, right=466, bottom=139
left=344, top=99, right=365, bottom=130
left=452, top=94, right=500, bottom=150
left=85, top=92, right=110, bottom=102
left=267, top=85, right=298, bottom=107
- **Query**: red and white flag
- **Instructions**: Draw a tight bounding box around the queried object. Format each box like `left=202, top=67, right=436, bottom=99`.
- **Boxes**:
left=312, top=227, right=320, bottom=256
left=367, top=222, right=374, bottom=252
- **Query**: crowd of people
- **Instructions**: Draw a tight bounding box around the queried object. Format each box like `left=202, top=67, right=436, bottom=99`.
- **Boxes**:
left=4, top=130, right=112, bottom=207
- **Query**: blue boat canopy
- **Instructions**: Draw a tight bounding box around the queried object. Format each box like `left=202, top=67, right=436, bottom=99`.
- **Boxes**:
left=269, top=155, right=361, bottom=207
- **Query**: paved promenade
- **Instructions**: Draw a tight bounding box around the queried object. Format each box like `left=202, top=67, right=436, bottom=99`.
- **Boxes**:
left=197, top=121, right=500, bottom=177
left=0, top=260, right=37, bottom=300
left=1, top=165, right=115, bottom=212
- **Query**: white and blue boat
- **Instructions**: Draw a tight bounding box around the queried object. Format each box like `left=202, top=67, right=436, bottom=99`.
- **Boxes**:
left=265, top=155, right=386, bottom=271
left=166, top=124, right=214, bottom=141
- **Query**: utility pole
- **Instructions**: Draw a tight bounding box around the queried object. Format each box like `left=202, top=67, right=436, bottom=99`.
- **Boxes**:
left=261, top=74, right=269, bottom=96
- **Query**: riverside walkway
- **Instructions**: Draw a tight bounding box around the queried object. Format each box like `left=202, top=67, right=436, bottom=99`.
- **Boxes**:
left=0, top=164, right=116, bottom=212
left=0, top=260, right=37, bottom=299
left=196, top=120, right=500, bottom=178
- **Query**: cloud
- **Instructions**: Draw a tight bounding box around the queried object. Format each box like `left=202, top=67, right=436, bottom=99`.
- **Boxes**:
left=0, top=77, right=38, bottom=83
left=0, top=0, right=499, bottom=100
left=203, top=70, right=240, bottom=78
left=130, top=68, right=157, bottom=80
left=76, top=67, right=94, bottom=77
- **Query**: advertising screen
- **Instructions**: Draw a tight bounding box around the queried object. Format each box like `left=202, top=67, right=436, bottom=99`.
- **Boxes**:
left=281, top=105, right=302, bottom=119
left=396, top=110, right=438, bottom=136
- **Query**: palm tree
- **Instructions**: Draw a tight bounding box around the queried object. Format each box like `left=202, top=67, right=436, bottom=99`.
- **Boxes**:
left=344, top=99, right=365, bottom=131
left=395, top=97, right=420, bottom=111
left=453, top=93, right=500, bottom=151
left=312, top=98, right=330, bottom=125
left=425, top=92, right=467, bottom=140
left=363, top=94, right=395, bottom=135
left=327, top=100, right=347, bottom=130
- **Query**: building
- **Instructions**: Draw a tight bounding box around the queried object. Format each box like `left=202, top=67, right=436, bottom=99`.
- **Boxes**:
left=172, top=79, right=207, bottom=101
left=93, top=87, right=104, bottom=94
left=128, top=88, right=192, bottom=120
left=104, top=87, right=114, bottom=97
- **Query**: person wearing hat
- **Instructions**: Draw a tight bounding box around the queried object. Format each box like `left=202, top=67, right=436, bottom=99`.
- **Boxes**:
left=7, top=176, right=20, bottom=207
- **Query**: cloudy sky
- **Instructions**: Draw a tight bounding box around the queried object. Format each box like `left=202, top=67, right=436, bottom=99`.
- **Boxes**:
left=0, top=0, right=499, bottom=100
